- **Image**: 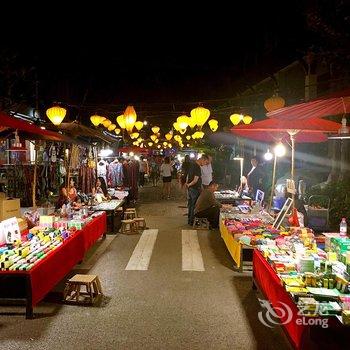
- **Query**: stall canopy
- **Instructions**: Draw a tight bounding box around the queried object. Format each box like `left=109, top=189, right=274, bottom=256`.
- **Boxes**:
left=267, top=89, right=350, bottom=121
left=57, top=121, right=118, bottom=144
left=0, top=112, right=74, bottom=142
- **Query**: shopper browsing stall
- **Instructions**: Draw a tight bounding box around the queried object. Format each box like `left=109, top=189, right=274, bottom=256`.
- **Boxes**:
left=194, top=180, right=230, bottom=229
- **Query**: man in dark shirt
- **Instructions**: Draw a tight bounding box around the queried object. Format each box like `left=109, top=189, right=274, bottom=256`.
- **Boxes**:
left=186, top=157, right=202, bottom=225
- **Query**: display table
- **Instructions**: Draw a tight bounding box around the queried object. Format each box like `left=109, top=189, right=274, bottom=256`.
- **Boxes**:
left=0, top=212, right=107, bottom=318
left=253, top=250, right=349, bottom=349
left=214, top=190, right=252, bottom=206
left=91, top=199, right=124, bottom=233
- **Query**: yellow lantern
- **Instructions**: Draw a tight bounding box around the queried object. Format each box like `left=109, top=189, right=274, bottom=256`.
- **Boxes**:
left=102, top=119, right=112, bottom=128
left=264, top=95, right=285, bottom=112
left=130, top=132, right=139, bottom=139
left=177, top=115, right=189, bottom=130
left=208, top=119, right=218, bottom=131
left=230, top=113, right=243, bottom=126
left=163, top=141, right=168, bottom=147
left=152, top=126, right=160, bottom=134
left=115, top=128, right=121, bottom=135
left=168, top=143, right=172, bottom=148
left=133, top=141, right=139, bottom=146
left=108, top=124, right=116, bottom=131
left=154, top=139, right=159, bottom=144
left=186, top=143, right=190, bottom=147
left=124, top=105, right=137, bottom=132
left=46, top=105, right=67, bottom=126
left=173, top=122, right=180, bottom=131
left=165, top=133, right=172, bottom=141
left=190, top=106, right=210, bottom=128
left=117, top=114, right=126, bottom=129
left=150, top=134, right=157, bottom=142
left=135, top=121, right=144, bottom=131
left=242, top=115, right=253, bottom=124
left=192, top=133, right=197, bottom=139
left=90, top=114, right=103, bottom=126
left=179, top=128, right=186, bottom=135
left=137, top=137, right=143, bottom=142
left=148, top=142, right=153, bottom=147
left=187, top=116, right=197, bottom=129
left=197, top=131, right=205, bottom=139
left=186, top=135, right=191, bottom=140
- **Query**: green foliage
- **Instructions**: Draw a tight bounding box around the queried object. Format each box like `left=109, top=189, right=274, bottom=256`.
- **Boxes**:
left=307, top=180, right=350, bottom=230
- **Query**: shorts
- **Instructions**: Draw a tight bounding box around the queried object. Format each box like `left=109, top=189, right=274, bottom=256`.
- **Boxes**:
left=163, top=176, right=172, bottom=183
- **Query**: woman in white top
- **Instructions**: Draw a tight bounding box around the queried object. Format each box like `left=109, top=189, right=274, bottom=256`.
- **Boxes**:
left=160, top=156, right=172, bottom=199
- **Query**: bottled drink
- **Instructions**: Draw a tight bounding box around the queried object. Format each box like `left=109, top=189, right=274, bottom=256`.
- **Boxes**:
left=340, top=218, right=347, bottom=237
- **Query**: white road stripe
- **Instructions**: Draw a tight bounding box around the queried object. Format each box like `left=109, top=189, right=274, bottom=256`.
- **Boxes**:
left=182, top=230, right=205, bottom=271
left=125, top=229, right=158, bottom=270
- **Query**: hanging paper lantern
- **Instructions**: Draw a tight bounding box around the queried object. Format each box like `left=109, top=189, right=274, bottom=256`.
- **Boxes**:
left=137, top=137, right=143, bottom=142
left=152, top=126, right=160, bottom=134
left=197, top=131, right=205, bottom=139
left=117, top=114, right=126, bottom=129
left=108, top=123, right=116, bottom=131
left=115, top=128, right=121, bottom=135
left=163, top=141, right=168, bottom=147
left=187, top=116, right=197, bottom=129
left=242, top=115, right=253, bottom=124
left=124, top=105, right=137, bottom=133
left=102, top=119, right=112, bottom=127
left=165, top=133, right=173, bottom=141
left=168, top=143, right=172, bottom=148
left=173, top=122, right=180, bottom=131
left=264, top=95, right=285, bottom=112
left=135, top=121, right=144, bottom=131
left=186, top=135, right=191, bottom=140
left=150, top=134, right=157, bottom=142
left=208, top=119, right=218, bottom=131
left=186, top=143, right=190, bottom=147
left=157, top=144, right=161, bottom=149
left=190, top=106, right=210, bottom=128
left=46, top=105, right=67, bottom=126
left=179, top=128, right=186, bottom=135
left=148, top=142, right=153, bottom=147
left=230, top=113, right=242, bottom=126
left=177, top=115, right=190, bottom=130
left=90, top=114, right=103, bottom=126
left=154, top=139, right=159, bottom=144
left=130, top=132, right=139, bottom=139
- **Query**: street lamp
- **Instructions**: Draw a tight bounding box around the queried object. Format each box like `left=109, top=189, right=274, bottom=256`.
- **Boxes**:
left=233, top=156, right=244, bottom=192
left=269, top=142, right=286, bottom=210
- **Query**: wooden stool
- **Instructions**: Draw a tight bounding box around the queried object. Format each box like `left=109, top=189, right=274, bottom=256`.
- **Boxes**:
left=193, top=217, right=210, bottom=230
left=125, top=208, right=137, bottom=215
left=124, top=210, right=137, bottom=220
left=134, top=217, right=146, bottom=232
left=120, top=219, right=138, bottom=234
left=63, top=274, right=102, bottom=305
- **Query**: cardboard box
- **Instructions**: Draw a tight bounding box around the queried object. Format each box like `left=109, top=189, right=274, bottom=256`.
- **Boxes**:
left=0, top=198, right=21, bottom=221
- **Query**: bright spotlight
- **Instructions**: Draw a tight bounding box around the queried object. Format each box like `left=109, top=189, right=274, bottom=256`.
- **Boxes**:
left=274, top=143, right=286, bottom=157
left=264, top=149, right=273, bottom=161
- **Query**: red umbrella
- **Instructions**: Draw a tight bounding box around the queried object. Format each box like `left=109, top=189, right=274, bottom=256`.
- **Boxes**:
left=266, top=89, right=350, bottom=121
left=231, top=117, right=342, bottom=208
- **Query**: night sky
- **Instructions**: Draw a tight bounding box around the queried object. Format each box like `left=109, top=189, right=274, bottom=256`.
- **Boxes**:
left=1, top=0, right=349, bottom=125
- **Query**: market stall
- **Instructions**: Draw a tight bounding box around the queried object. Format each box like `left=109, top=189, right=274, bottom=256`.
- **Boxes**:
left=0, top=211, right=107, bottom=318
left=253, top=232, right=350, bottom=349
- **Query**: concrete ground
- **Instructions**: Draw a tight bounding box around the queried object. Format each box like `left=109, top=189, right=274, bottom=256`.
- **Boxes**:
left=0, top=181, right=290, bottom=350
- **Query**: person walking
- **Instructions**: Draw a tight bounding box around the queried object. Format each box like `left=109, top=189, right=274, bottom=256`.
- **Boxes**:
left=139, top=156, right=149, bottom=187
left=186, top=157, right=202, bottom=225
left=149, top=156, right=160, bottom=187
left=160, top=156, right=172, bottom=199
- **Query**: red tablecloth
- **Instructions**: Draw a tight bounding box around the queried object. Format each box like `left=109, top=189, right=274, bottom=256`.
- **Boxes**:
left=0, top=212, right=106, bottom=307
left=253, top=250, right=347, bottom=350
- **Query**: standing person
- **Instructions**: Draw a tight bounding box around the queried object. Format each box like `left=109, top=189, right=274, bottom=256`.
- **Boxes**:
left=149, top=156, right=160, bottom=187
left=180, top=155, right=191, bottom=187
left=186, top=157, right=202, bottom=225
left=246, top=156, right=264, bottom=199
left=200, top=154, right=213, bottom=188
left=139, top=156, right=149, bottom=187
left=160, top=156, right=172, bottom=199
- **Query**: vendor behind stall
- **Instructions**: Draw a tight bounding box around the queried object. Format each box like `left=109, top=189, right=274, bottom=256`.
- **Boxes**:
left=55, top=184, right=69, bottom=210
left=194, top=180, right=230, bottom=229
left=92, top=177, right=109, bottom=202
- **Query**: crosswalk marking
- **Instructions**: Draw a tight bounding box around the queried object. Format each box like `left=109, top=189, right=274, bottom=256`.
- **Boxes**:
left=125, top=229, right=159, bottom=270
left=182, top=230, right=205, bottom=271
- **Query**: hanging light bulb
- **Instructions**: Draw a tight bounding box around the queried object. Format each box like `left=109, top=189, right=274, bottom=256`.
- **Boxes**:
left=152, top=126, right=160, bottom=134
left=208, top=119, right=218, bottom=131
left=165, top=133, right=173, bottom=141
left=135, top=121, right=144, bottom=131
left=124, top=105, right=137, bottom=133
left=230, top=114, right=243, bottom=126
left=115, top=128, right=121, bottom=135
left=108, top=124, right=116, bottom=131
left=274, top=142, right=286, bottom=157
left=264, top=149, right=273, bottom=161
left=46, top=105, right=67, bottom=126
left=157, top=144, right=161, bottom=149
